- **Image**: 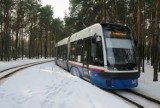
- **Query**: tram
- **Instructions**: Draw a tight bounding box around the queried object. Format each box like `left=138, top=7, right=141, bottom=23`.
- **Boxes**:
left=55, top=23, right=140, bottom=89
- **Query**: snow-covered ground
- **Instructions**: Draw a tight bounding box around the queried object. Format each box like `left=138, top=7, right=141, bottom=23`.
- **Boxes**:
left=0, top=61, right=135, bottom=108
left=132, top=61, right=160, bottom=101
left=0, top=58, right=54, bottom=72
left=0, top=59, right=160, bottom=108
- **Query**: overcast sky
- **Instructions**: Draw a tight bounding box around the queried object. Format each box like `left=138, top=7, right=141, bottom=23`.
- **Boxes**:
left=41, top=0, right=69, bottom=19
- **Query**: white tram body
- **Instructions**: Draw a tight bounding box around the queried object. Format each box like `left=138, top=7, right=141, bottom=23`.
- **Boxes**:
left=55, top=23, right=139, bottom=89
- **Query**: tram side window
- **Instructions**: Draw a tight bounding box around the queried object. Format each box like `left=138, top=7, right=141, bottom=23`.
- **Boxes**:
left=70, top=40, right=83, bottom=62
left=57, top=45, right=67, bottom=60
left=57, top=45, right=66, bottom=60
left=76, top=40, right=83, bottom=63
left=60, top=46, right=63, bottom=59
left=91, top=37, right=104, bottom=66
left=57, top=46, right=61, bottom=59
left=55, top=47, right=57, bottom=58
left=63, top=45, right=67, bottom=60
left=58, top=46, right=63, bottom=59
left=70, top=42, right=76, bottom=61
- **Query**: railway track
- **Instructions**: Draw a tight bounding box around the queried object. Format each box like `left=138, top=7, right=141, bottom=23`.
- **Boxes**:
left=108, top=89, right=160, bottom=108
left=0, top=60, right=54, bottom=82
left=128, top=89, right=160, bottom=105
left=107, top=90, right=143, bottom=108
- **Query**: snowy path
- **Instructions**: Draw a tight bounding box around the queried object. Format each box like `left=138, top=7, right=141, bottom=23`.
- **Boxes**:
left=0, top=62, right=136, bottom=108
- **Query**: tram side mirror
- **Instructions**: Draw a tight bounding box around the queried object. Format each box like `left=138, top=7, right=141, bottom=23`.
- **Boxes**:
left=96, top=36, right=101, bottom=42
left=92, top=36, right=96, bottom=43
left=92, top=35, right=101, bottom=43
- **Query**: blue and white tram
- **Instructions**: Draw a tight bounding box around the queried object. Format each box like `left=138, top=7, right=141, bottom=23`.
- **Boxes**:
left=55, top=37, right=69, bottom=70
left=55, top=23, right=140, bottom=89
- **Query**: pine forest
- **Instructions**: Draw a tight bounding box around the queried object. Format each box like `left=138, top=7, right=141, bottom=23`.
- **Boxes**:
left=0, top=0, right=159, bottom=80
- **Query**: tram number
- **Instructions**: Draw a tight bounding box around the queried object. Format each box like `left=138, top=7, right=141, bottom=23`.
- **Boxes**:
left=132, top=79, right=137, bottom=84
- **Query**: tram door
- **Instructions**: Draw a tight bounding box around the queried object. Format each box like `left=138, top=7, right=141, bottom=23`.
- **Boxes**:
left=82, top=38, right=90, bottom=81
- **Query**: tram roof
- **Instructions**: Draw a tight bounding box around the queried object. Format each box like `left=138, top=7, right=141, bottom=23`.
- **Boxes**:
left=69, top=23, right=103, bottom=42
left=55, top=37, right=69, bottom=47
left=55, top=23, right=130, bottom=46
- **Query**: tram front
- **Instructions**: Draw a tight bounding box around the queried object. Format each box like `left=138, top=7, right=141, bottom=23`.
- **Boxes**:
left=100, top=24, right=140, bottom=89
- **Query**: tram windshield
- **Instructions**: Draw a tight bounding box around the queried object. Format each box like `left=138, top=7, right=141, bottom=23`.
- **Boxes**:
left=103, top=27, right=137, bottom=71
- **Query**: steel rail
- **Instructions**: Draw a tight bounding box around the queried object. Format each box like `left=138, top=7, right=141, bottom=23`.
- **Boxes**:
left=108, top=90, right=144, bottom=108
left=127, top=89, right=160, bottom=105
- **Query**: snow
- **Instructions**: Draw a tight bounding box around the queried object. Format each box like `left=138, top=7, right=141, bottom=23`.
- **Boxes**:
left=0, top=58, right=54, bottom=72
left=0, top=59, right=160, bottom=108
left=132, top=61, right=160, bottom=101
left=115, top=90, right=160, bottom=108
left=0, top=60, right=135, bottom=108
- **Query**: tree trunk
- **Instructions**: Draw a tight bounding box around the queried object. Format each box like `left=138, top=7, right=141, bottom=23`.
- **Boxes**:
left=44, top=30, right=48, bottom=58
left=142, top=3, right=146, bottom=72
left=29, top=23, right=33, bottom=59
left=21, top=29, right=24, bottom=60
left=15, top=13, right=20, bottom=60
left=159, top=63, right=160, bottom=72
left=153, top=0, right=159, bottom=81
left=150, top=13, right=154, bottom=66
left=0, top=22, right=3, bottom=61
left=137, top=0, right=142, bottom=72
left=102, top=0, right=107, bottom=22
left=4, top=8, right=10, bottom=61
